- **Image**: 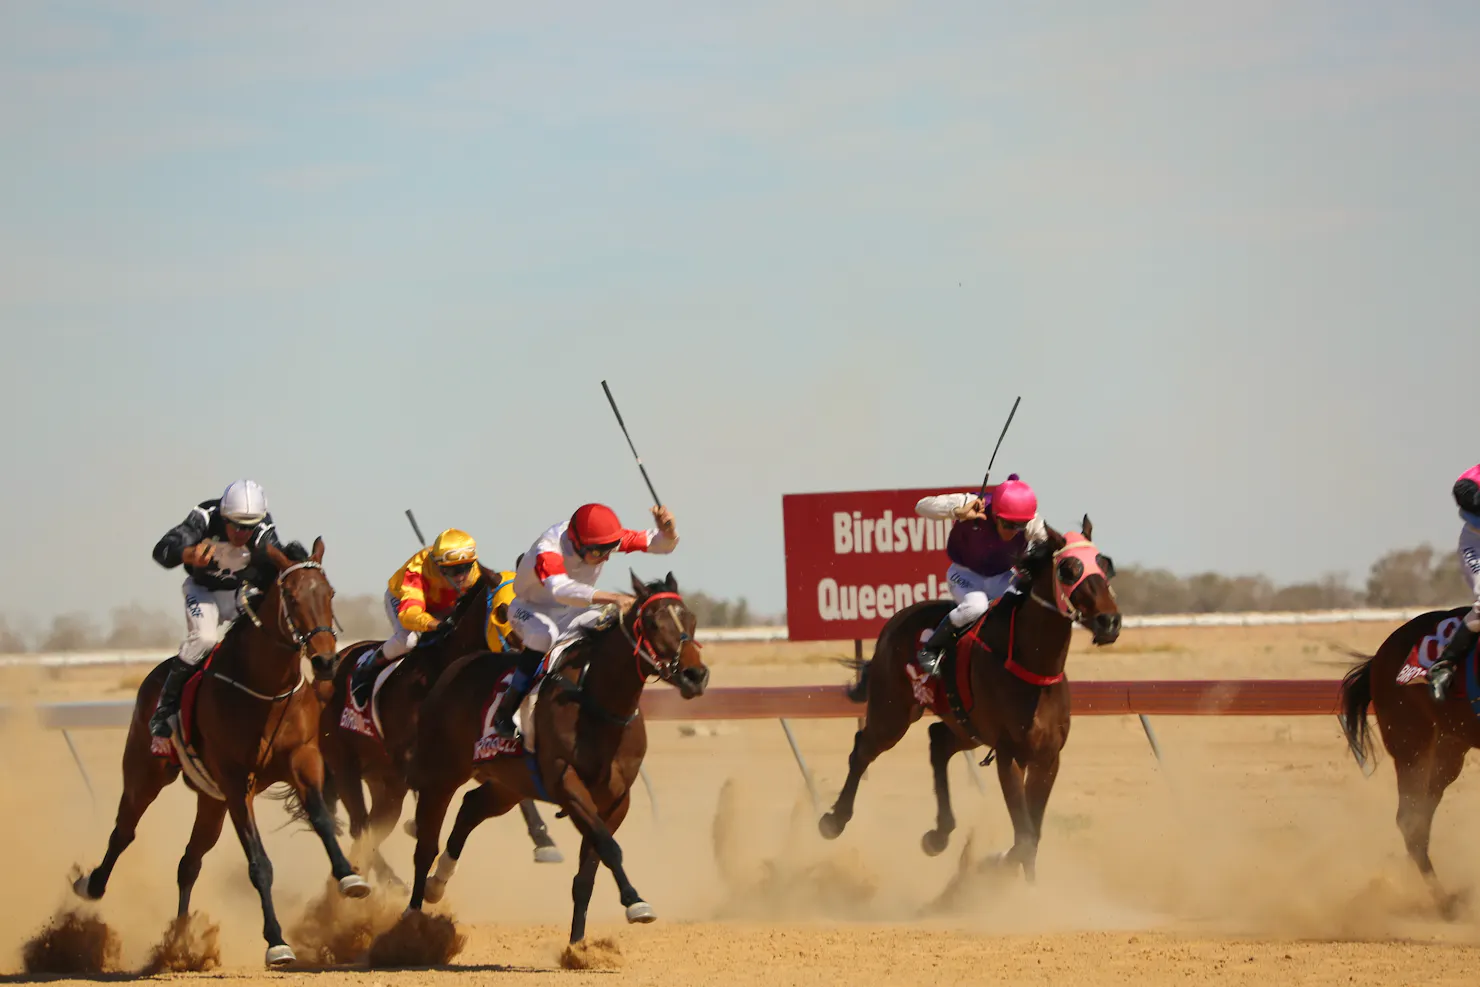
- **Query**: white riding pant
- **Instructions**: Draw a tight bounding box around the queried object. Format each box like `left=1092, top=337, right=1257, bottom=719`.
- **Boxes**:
left=944, top=564, right=1015, bottom=629
left=179, top=578, right=241, bottom=666
left=509, top=600, right=610, bottom=656
left=1458, top=525, right=1480, bottom=633
left=381, top=590, right=421, bottom=660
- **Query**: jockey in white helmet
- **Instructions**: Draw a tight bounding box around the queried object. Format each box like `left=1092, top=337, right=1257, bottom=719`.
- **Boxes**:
left=148, top=479, right=283, bottom=738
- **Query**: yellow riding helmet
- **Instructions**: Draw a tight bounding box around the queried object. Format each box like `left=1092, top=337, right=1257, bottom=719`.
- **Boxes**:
left=430, top=528, right=478, bottom=567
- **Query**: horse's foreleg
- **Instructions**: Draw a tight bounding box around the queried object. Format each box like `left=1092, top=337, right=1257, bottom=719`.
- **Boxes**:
left=1019, top=751, right=1061, bottom=884
left=992, top=752, right=1037, bottom=881
left=176, top=795, right=227, bottom=917
left=289, top=746, right=368, bottom=898
left=360, top=775, right=409, bottom=889
left=558, top=773, right=648, bottom=938
left=75, top=741, right=176, bottom=901
left=923, top=721, right=968, bottom=857
left=520, top=798, right=564, bottom=863
left=409, top=783, right=457, bottom=911
left=819, top=704, right=912, bottom=840
left=1397, top=741, right=1467, bottom=917
left=224, top=791, right=293, bottom=967
left=424, top=782, right=517, bottom=905
left=568, top=835, right=601, bottom=944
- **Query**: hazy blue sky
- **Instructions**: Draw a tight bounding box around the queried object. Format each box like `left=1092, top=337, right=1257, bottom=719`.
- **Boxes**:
left=2, top=2, right=1476, bottom=625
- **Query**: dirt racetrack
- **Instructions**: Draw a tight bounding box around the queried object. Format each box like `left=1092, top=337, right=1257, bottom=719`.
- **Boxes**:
left=5, top=621, right=1480, bottom=985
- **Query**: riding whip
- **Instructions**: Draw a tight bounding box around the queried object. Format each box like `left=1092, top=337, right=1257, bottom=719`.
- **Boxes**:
left=600, top=379, right=663, bottom=507
left=405, top=509, right=428, bottom=548
left=979, top=395, right=1022, bottom=498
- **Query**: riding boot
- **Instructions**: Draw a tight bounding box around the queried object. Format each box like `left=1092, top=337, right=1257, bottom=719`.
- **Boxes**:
left=916, top=617, right=963, bottom=678
left=150, top=657, right=195, bottom=739
left=350, top=646, right=390, bottom=709
left=492, top=669, right=533, bottom=739
left=1429, top=623, right=1479, bottom=703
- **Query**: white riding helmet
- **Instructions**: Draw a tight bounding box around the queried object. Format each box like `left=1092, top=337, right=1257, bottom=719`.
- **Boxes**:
left=221, top=479, right=269, bottom=527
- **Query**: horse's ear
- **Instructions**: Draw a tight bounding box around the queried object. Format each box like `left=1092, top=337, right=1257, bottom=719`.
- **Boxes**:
left=265, top=542, right=291, bottom=571
left=630, top=569, right=648, bottom=598
left=312, top=536, right=325, bottom=563
left=665, top=571, right=678, bottom=592
left=1081, top=515, right=1093, bottom=542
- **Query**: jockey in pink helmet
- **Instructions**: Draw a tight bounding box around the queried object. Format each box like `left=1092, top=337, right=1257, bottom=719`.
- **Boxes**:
left=912, top=474, right=1047, bottom=677
left=1428, top=463, right=1480, bottom=702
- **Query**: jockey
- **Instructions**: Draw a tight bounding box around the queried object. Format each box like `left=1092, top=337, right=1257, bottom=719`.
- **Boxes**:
left=488, top=502, right=679, bottom=739
left=149, top=479, right=283, bottom=738
left=913, top=475, right=1048, bottom=677
left=1428, top=464, right=1480, bottom=702
left=350, top=528, right=516, bottom=708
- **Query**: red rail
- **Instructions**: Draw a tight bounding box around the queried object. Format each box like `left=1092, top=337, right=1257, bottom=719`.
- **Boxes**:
left=639, top=679, right=1344, bottom=721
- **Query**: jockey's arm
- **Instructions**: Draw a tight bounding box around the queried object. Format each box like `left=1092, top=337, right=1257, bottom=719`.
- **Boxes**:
left=394, top=561, right=441, bottom=633
left=152, top=505, right=210, bottom=569
left=915, top=493, right=981, bottom=521
left=615, top=507, right=679, bottom=556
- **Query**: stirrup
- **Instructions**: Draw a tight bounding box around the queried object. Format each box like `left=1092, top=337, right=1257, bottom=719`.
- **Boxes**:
left=1430, top=661, right=1455, bottom=702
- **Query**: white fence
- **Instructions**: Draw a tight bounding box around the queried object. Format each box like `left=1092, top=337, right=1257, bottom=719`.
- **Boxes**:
left=0, top=607, right=1445, bottom=669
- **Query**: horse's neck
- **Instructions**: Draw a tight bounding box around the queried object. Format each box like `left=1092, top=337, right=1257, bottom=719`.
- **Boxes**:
left=576, top=629, right=644, bottom=720
left=1009, top=582, right=1074, bottom=677
left=219, top=586, right=301, bottom=692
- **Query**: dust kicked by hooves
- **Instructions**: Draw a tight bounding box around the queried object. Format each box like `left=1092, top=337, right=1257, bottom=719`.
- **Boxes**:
left=367, top=909, right=466, bottom=968
left=140, top=911, right=221, bottom=974
left=560, top=936, right=624, bottom=970
left=288, top=876, right=404, bottom=966
left=22, top=907, right=121, bottom=975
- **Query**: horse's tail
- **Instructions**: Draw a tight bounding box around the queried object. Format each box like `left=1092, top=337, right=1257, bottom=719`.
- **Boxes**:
left=841, top=657, right=870, bottom=704
left=1338, top=655, right=1378, bottom=776
left=264, top=784, right=345, bottom=836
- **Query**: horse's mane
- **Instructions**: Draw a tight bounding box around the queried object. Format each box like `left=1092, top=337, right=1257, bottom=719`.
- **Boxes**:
left=281, top=541, right=310, bottom=563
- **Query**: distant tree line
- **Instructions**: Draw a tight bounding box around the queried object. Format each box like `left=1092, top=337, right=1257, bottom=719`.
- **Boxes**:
left=0, top=544, right=1471, bottom=653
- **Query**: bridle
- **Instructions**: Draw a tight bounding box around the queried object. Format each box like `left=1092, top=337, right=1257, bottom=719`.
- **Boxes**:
left=619, top=591, right=694, bottom=682
left=240, top=560, right=337, bottom=664
left=1027, top=535, right=1108, bottom=626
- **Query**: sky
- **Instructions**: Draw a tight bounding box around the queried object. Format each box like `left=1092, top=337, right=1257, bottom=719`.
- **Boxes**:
left=1, top=1, right=1477, bottom=626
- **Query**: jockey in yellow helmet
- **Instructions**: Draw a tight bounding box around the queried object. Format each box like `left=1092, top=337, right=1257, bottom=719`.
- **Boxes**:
left=350, top=528, right=515, bottom=708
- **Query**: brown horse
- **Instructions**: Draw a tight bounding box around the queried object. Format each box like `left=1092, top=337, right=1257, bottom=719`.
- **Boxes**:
left=818, top=519, right=1121, bottom=881
left=72, top=539, right=365, bottom=968
left=1339, top=605, right=1479, bottom=917
left=404, top=572, right=709, bottom=944
left=318, top=568, right=561, bottom=888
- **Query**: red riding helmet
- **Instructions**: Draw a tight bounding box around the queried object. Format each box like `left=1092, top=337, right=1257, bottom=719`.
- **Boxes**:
left=569, top=503, right=624, bottom=553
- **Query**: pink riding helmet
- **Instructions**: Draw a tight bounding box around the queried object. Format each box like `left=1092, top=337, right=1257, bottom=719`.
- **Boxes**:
left=992, top=475, right=1038, bottom=523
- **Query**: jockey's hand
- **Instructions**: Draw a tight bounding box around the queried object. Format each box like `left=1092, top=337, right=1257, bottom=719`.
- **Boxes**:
left=425, top=618, right=443, bottom=632
left=956, top=497, right=987, bottom=522
left=653, top=506, right=677, bottom=536
left=182, top=542, right=216, bottom=567
left=592, top=590, right=638, bottom=611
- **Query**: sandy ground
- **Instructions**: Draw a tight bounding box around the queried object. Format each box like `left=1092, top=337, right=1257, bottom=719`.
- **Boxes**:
left=4, top=621, right=1480, bottom=984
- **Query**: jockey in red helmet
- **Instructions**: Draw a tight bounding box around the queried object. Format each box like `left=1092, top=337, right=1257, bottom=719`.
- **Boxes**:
left=913, top=474, right=1047, bottom=678
left=489, top=502, right=679, bottom=738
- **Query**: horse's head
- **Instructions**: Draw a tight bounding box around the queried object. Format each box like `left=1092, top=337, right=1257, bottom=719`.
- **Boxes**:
left=626, top=570, right=710, bottom=699
left=1019, top=515, right=1121, bottom=645
left=263, top=537, right=340, bottom=679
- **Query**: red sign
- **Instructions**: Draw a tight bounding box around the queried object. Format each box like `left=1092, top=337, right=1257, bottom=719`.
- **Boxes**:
left=782, top=485, right=993, bottom=642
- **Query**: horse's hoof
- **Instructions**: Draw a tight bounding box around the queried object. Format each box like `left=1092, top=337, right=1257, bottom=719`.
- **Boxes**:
left=424, top=877, right=446, bottom=905
left=403, top=820, right=418, bottom=838
left=71, top=873, right=100, bottom=901
left=921, top=830, right=950, bottom=857
left=534, top=846, right=565, bottom=865
left=265, top=944, right=296, bottom=968
left=818, top=813, right=845, bottom=840
left=1439, top=890, right=1470, bottom=921
left=625, top=901, right=657, bottom=924
left=339, top=874, right=371, bottom=899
